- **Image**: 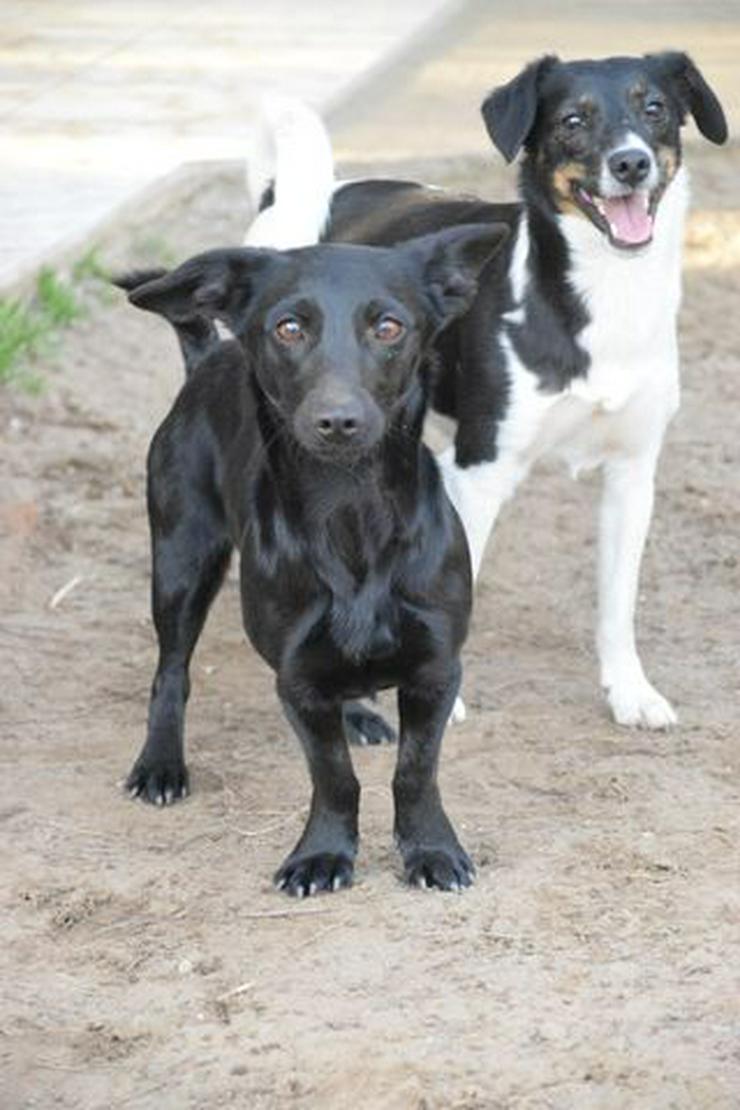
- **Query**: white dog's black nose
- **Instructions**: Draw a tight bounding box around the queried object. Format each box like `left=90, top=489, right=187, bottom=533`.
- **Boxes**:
left=608, top=148, right=651, bottom=187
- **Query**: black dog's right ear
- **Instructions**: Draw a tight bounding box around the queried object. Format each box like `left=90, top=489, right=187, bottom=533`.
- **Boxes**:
left=122, top=247, right=285, bottom=331
left=481, top=55, right=559, bottom=163
left=410, top=222, right=510, bottom=329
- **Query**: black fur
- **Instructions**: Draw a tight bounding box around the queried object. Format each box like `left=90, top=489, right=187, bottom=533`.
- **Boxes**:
left=319, top=51, right=727, bottom=465
left=118, top=224, right=508, bottom=895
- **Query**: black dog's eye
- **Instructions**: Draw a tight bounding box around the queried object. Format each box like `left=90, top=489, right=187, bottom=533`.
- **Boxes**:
left=644, top=99, right=665, bottom=120
left=274, top=316, right=305, bottom=344
left=373, top=316, right=405, bottom=343
left=562, top=112, right=585, bottom=131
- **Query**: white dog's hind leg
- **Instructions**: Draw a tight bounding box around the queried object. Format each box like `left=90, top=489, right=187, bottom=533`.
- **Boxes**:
left=597, top=452, right=677, bottom=729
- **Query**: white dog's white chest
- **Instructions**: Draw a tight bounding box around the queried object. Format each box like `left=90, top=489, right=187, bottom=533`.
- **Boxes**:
left=506, top=169, right=688, bottom=476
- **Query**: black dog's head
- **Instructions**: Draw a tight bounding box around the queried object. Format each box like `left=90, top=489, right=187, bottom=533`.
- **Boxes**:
left=482, top=51, right=727, bottom=250
left=124, top=225, right=507, bottom=460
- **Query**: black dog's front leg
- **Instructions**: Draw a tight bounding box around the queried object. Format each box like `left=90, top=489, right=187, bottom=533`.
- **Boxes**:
left=127, top=490, right=232, bottom=804
left=275, top=693, right=360, bottom=897
left=394, top=663, right=474, bottom=891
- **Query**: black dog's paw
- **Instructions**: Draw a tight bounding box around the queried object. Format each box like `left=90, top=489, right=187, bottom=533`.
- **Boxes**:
left=343, top=702, right=396, bottom=746
left=125, top=757, right=189, bottom=806
left=403, top=846, right=475, bottom=892
left=274, top=852, right=354, bottom=898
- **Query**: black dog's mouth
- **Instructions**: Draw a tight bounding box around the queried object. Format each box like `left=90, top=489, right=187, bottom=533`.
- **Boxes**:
left=296, top=431, right=382, bottom=467
left=571, top=185, right=657, bottom=250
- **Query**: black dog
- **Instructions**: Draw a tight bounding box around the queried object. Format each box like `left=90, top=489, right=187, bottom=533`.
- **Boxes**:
left=118, top=224, right=506, bottom=894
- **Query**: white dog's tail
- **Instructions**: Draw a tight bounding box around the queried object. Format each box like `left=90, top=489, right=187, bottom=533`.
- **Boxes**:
left=244, top=97, right=335, bottom=249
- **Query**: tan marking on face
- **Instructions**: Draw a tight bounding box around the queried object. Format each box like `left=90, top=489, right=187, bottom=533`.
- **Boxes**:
left=551, top=162, right=589, bottom=216
left=656, top=144, right=678, bottom=185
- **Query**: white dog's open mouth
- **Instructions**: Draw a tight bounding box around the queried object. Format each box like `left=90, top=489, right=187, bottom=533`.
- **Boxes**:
left=572, top=185, right=655, bottom=250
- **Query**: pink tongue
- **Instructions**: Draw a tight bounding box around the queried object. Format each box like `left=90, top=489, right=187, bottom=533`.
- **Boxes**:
left=602, top=193, right=653, bottom=244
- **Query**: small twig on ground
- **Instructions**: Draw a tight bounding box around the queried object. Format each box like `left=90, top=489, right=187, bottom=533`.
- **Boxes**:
left=241, top=905, right=334, bottom=920
left=35, top=1059, right=94, bottom=1072
left=291, top=921, right=346, bottom=954
left=48, top=575, right=85, bottom=610
left=216, top=979, right=255, bottom=1002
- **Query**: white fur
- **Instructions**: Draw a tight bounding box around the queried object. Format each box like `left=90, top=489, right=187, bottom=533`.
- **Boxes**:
left=442, top=167, right=689, bottom=729
left=599, top=130, right=660, bottom=197
left=245, top=97, right=334, bottom=249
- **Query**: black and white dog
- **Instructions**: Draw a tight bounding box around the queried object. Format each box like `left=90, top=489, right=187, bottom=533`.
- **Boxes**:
left=118, top=223, right=507, bottom=893
left=247, top=52, right=727, bottom=729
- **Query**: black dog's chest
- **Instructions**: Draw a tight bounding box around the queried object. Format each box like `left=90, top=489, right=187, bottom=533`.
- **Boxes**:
left=242, top=557, right=428, bottom=685
left=295, top=599, right=432, bottom=700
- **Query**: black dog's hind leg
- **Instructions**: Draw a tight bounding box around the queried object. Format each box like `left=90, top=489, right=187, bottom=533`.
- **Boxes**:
left=393, top=663, right=474, bottom=891
left=127, top=468, right=232, bottom=805
left=275, top=695, right=360, bottom=896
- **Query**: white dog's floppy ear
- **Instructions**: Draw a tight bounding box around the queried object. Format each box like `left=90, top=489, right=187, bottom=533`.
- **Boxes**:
left=648, top=51, right=728, bottom=145
left=481, top=55, right=560, bottom=163
left=409, top=222, right=510, bottom=328
left=123, top=247, right=285, bottom=331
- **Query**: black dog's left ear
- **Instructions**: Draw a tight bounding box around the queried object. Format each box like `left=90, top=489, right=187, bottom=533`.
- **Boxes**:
left=649, top=51, right=728, bottom=144
left=122, top=247, right=286, bottom=332
left=411, top=222, right=510, bottom=329
left=481, top=55, right=560, bottom=162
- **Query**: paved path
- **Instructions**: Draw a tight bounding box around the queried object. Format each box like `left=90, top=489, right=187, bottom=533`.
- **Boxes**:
left=3, top=0, right=737, bottom=294
left=0, top=0, right=458, bottom=292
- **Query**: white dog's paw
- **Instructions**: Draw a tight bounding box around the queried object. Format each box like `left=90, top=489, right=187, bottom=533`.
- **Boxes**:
left=606, top=680, right=677, bottom=730
left=449, top=696, right=467, bottom=726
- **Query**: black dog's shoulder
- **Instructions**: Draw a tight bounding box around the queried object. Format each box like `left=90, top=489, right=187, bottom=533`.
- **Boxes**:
left=166, top=337, right=247, bottom=420
left=147, top=338, right=253, bottom=516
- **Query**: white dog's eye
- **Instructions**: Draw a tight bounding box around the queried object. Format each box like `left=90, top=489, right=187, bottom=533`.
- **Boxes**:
left=374, top=316, right=405, bottom=343
left=275, top=316, right=304, bottom=344
left=562, top=112, right=585, bottom=130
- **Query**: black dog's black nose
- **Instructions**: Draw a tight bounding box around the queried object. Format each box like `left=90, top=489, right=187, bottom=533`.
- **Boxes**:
left=608, top=148, right=652, bottom=186
left=315, top=400, right=364, bottom=441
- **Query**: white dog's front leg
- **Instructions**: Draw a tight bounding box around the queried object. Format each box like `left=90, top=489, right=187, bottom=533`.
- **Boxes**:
left=597, top=453, right=677, bottom=729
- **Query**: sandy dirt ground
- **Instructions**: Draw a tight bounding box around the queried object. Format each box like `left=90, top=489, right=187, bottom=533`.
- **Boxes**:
left=1, top=146, right=739, bottom=1110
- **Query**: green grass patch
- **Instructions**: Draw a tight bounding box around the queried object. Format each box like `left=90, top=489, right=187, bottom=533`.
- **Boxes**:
left=0, top=298, right=51, bottom=387
left=1, top=234, right=177, bottom=391
left=36, top=267, right=82, bottom=326
left=0, top=255, right=106, bottom=390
